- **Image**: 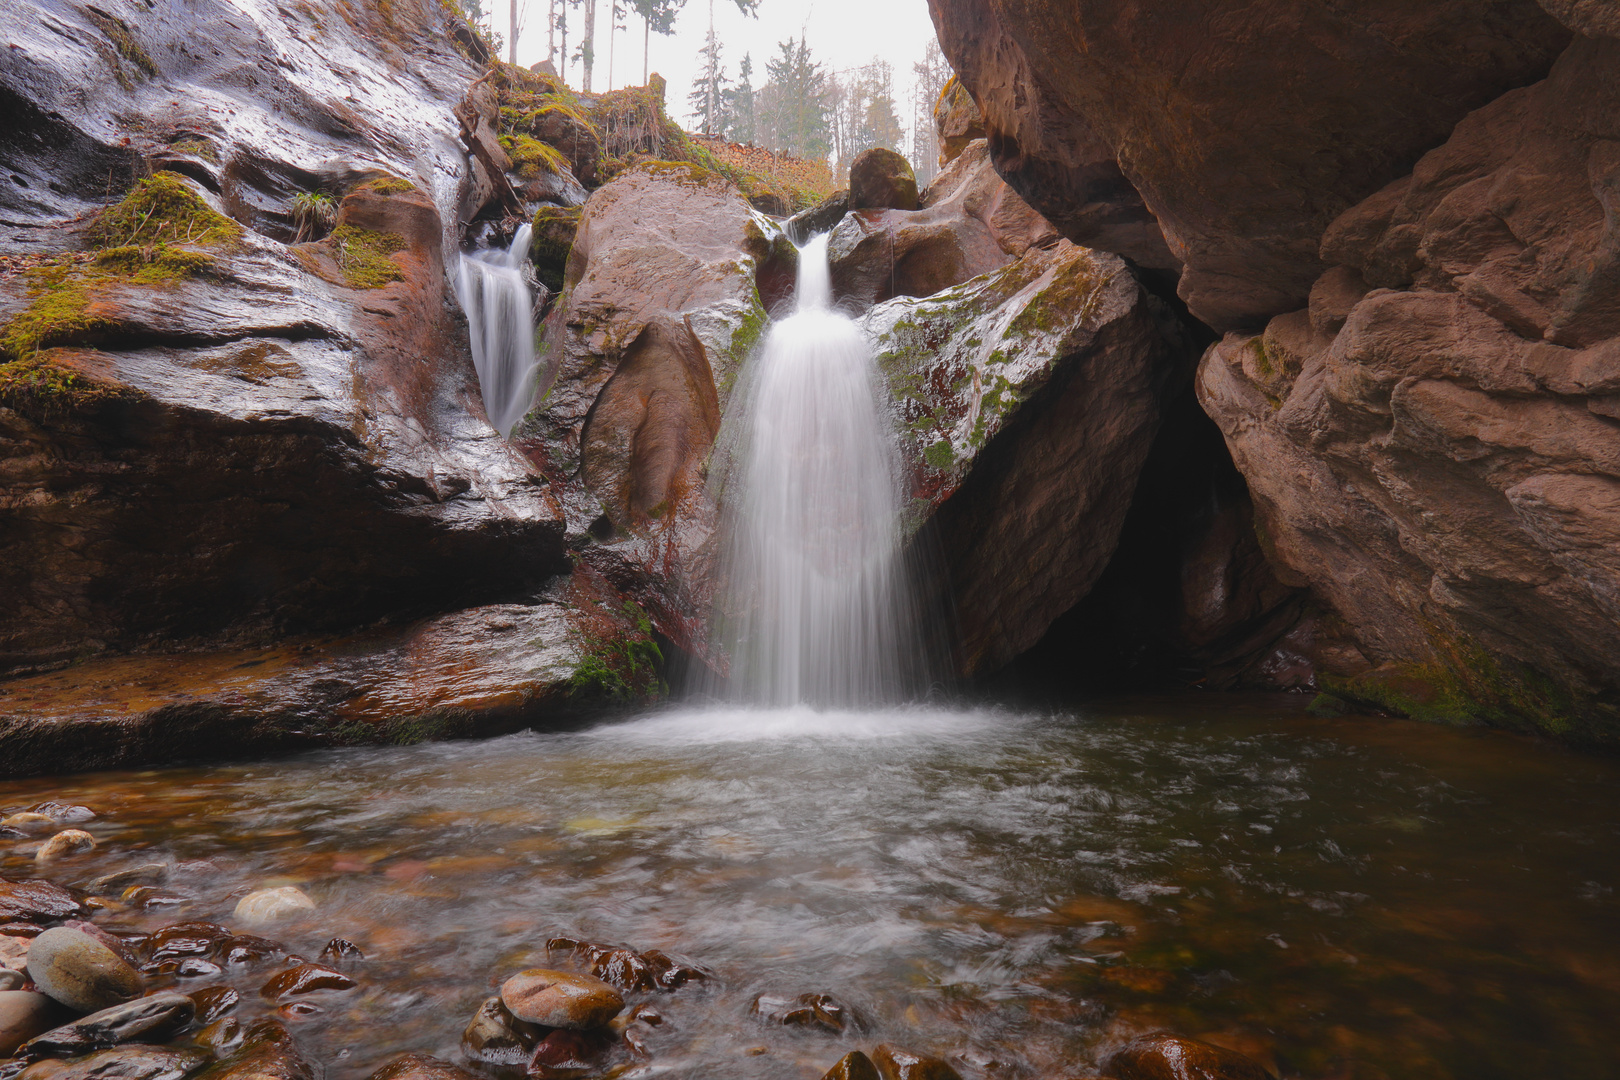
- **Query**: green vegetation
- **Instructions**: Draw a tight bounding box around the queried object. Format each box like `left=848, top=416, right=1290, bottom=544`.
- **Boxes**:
left=569, top=601, right=667, bottom=703
left=356, top=174, right=417, bottom=195
left=328, top=225, right=407, bottom=289
left=499, top=133, right=570, bottom=180
left=85, top=172, right=242, bottom=250
left=168, top=138, right=218, bottom=163
left=290, top=191, right=338, bottom=242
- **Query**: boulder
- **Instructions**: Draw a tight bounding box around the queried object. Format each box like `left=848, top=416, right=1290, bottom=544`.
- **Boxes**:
left=190, top=1020, right=311, bottom=1080
left=1104, top=1034, right=1276, bottom=1080
left=928, top=0, right=1571, bottom=326
left=849, top=148, right=920, bottom=212
left=24, top=928, right=141, bottom=1015
left=785, top=191, right=851, bottom=245
left=19, top=993, right=195, bottom=1059
left=829, top=140, right=1059, bottom=309
left=864, top=241, right=1178, bottom=675
left=18, top=1045, right=211, bottom=1080
left=35, top=833, right=96, bottom=864
left=0, top=601, right=597, bottom=779
left=871, top=1045, right=963, bottom=1080
left=822, top=1051, right=880, bottom=1080
left=934, top=77, right=986, bottom=168
left=462, top=995, right=542, bottom=1066
left=1, top=992, right=64, bottom=1058
left=231, top=890, right=313, bottom=929
left=361, top=1054, right=482, bottom=1080
left=0, top=0, right=569, bottom=677
left=0, top=881, right=84, bottom=923
left=499, top=969, right=623, bottom=1031
left=1197, top=35, right=1620, bottom=742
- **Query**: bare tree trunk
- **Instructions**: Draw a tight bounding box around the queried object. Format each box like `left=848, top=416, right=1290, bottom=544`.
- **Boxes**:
left=705, top=0, right=714, bottom=133
left=642, top=13, right=648, bottom=84
left=508, top=0, right=518, bottom=65
left=582, top=0, right=596, bottom=92
left=547, top=0, right=555, bottom=65
left=607, top=0, right=614, bottom=90
left=560, top=2, right=568, bottom=85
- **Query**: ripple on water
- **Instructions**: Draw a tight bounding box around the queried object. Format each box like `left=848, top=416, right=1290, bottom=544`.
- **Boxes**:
left=0, top=698, right=1617, bottom=1080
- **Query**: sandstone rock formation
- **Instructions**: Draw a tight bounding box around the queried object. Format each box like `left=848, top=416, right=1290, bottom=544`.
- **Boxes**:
left=927, top=0, right=1571, bottom=327
left=866, top=239, right=1178, bottom=675
left=829, top=141, right=1058, bottom=310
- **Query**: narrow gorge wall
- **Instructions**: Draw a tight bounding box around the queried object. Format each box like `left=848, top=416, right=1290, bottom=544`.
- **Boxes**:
left=929, top=0, right=1620, bottom=742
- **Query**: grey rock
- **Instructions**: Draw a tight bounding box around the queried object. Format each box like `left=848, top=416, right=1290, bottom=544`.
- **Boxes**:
left=24, top=929, right=141, bottom=1015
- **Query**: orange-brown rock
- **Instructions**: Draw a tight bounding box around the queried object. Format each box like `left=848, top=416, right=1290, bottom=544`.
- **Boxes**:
left=848, top=148, right=919, bottom=212
left=934, top=77, right=985, bottom=168
left=1197, top=34, right=1620, bottom=741
left=871, top=1044, right=963, bottom=1080
left=364, top=1053, right=485, bottom=1080
left=1104, top=1035, right=1275, bottom=1080
left=823, top=1050, right=880, bottom=1080
left=927, top=0, right=1570, bottom=327
left=829, top=140, right=1058, bottom=309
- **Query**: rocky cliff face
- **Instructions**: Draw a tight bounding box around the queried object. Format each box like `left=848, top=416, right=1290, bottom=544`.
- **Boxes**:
left=931, top=0, right=1620, bottom=742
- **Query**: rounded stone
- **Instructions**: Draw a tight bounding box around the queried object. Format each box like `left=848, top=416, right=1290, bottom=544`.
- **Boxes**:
left=848, top=147, right=919, bottom=212
left=35, top=831, right=96, bottom=863
left=24, top=927, right=142, bottom=1014
left=232, top=888, right=315, bottom=927
left=0, top=991, right=62, bottom=1058
left=1106, top=1035, right=1277, bottom=1080
left=498, top=969, right=623, bottom=1031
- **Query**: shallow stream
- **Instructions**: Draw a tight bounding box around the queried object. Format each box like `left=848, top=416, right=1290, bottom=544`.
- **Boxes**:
left=4, top=697, right=1618, bottom=1079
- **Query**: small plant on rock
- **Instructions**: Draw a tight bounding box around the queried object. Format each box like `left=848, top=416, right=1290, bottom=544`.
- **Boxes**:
left=290, top=191, right=338, bottom=242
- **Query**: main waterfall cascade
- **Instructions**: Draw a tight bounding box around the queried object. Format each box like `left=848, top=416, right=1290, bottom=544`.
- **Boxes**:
left=711, top=233, right=931, bottom=707
left=457, top=225, right=541, bottom=438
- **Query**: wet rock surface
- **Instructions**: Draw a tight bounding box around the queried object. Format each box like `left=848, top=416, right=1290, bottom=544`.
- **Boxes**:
left=928, top=0, right=1570, bottom=328
left=361, top=1053, right=482, bottom=1080
left=848, top=149, right=920, bottom=213
left=865, top=241, right=1180, bottom=675
left=497, top=970, right=622, bottom=1031
left=1104, top=1035, right=1276, bottom=1080
left=1197, top=33, right=1620, bottom=741
left=17, top=1045, right=211, bottom=1080
left=23, top=930, right=140, bottom=1016
left=871, top=1044, right=963, bottom=1080
left=20, top=994, right=195, bottom=1060
left=0, top=994, right=61, bottom=1059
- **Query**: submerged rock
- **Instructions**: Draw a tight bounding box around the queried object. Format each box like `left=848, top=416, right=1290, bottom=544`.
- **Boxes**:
left=34, top=834, right=95, bottom=864
left=499, top=969, right=623, bottom=1031
left=190, top=1020, right=311, bottom=1080
left=23, top=929, right=141, bottom=1015
left=231, top=891, right=313, bottom=929
left=361, top=1053, right=482, bottom=1080
left=1104, top=1034, right=1276, bottom=1080
left=871, top=1045, right=963, bottom=1080
left=17, top=1045, right=210, bottom=1080
left=749, top=993, right=862, bottom=1035
left=822, top=1051, right=880, bottom=1080
left=0, top=882, right=84, bottom=924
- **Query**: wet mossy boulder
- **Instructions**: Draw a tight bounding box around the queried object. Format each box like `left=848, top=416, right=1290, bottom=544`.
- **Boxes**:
left=849, top=147, right=919, bottom=212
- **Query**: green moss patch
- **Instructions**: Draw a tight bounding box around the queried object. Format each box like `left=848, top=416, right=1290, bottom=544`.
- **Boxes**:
left=328, top=225, right=407, bottom=289
left=500, top=134, right=570, bottom=180
left=93, top=245, right=214, bottom=283
left=355, top=174, right=417, bottom=195
left=569, top=601, right=666, bottom=703
left=84, top=7, right=157, bottom=90
left=86, top=172, right=243, bottom=250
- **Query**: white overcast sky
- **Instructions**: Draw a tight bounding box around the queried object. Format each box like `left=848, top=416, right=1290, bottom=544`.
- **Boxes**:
left=505, top=0, right=944, bottom=152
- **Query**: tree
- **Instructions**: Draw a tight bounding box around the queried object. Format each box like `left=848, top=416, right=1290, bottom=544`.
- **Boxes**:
left=581, top=0, right=596, bottom=91
left=911, top=40, right=952, bottom=185
left=758, top=36, right=830, bottom=160
left=826, top=59, right=904, bottom=173
left=725, top=53, right=755, bottom=144
left=687, top=22, right=728, bottom=133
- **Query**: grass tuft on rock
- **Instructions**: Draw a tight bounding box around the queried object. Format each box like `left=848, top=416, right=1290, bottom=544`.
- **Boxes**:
left=500, top=134, right=571, bottom=180
left=355, top=174, right=417, bottom=195
left=328, top=225, right=407, bottom=289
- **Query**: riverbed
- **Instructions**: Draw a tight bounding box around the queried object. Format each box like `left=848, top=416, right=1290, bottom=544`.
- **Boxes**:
left=3, top=696, right=1617, bottom=1079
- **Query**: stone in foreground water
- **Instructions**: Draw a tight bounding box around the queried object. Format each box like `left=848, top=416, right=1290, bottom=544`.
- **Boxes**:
left=0, top=992, right=63, bottom=1058
left=24, top=928, right=141, bottom=1014
left=1106, top=1035, right=1277, bottom=1080
left=20, top=992, right=195, bottom=1058
left=871, top=1044, right=963, bottom=1080
left=499, top=970, right=623, bottom=1030
left=362, top=1052, right=484, bottom=1080
left=823, top=1050, right=881, bottom=1080
left=232, top=889, right=314, bottom=927
left=17, top=1044, right=210, bottom=1080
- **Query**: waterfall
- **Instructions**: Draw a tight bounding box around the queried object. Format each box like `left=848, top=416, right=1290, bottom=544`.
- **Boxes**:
left=712, top=233, right=926, bottom=707
left=456, top=225, right=539, bottom=438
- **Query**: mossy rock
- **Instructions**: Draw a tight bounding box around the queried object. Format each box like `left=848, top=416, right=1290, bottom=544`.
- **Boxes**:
left=85, top=171, right=243, bottom=250
left=327, top=225, right=407, bottom=289
left=500, top=134, right=570, bottom=181
left=353, top=174, right=417, bottom=195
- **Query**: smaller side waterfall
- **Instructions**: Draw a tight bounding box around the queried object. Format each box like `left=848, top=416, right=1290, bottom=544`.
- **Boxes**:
left=456, top=225, right=540, bottom=438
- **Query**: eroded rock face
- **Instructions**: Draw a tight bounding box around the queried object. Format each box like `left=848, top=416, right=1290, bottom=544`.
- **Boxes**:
left=1198, top=35, right=1620, bottom=741
left=927, top=0, right=1571, bottom=328
left=866, top=242, right=1178, bottom=675
left=0, top=0, right=569, bottom=676
left=934, top=78, right=985, bottom=168
left=829, top=140, right=1058, bottom=310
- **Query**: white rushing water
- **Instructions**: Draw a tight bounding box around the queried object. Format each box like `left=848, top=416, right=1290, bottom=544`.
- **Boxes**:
left=456, top=225, right=539, bottom=438
left=712, top=233, right=925, bottom=707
